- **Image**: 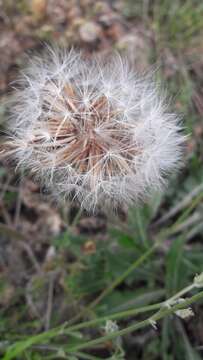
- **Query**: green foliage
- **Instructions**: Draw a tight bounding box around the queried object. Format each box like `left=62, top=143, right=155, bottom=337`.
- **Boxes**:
left=123, top=0, right=203, bottom=50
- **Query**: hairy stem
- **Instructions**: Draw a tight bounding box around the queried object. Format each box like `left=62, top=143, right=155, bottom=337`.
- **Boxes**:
left=4, top=280, right=203, bottom=359
left=67, top=290, right=203, bottom=353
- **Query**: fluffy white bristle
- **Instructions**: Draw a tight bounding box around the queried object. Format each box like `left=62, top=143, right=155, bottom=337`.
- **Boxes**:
left=3, top=47, right=185, bottom=211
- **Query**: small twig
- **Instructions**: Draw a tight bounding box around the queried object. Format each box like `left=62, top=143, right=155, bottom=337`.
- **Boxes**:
left=1, top=204, right=12, bottom=226
left=0, top=173, right=13, bottom=201
left=0, top=222, right=28, bottom=241
left=26, top=280, right=42, bottom=320
left=19, top=241, right=42, bottom=274
left=0, top=222, right=42, bottom=274
left=14, top=179, right=23, bottom=227
left=45, top=273, right=55, bottom=331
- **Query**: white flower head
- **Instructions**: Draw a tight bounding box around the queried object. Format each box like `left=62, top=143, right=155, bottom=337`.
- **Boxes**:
left=3, top=46, right=185, bottom=211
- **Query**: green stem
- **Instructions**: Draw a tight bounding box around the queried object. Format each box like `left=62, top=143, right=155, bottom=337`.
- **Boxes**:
left=74, top=352, right=103, bottom=360
left=68, top=242, right=159, bottom=325
left=90, top=244, right=158, bottom=308
left=67, top=290, right=203, bottom=353
left=2, top=302, right=163, bottom=360
left=4, top=281, right=203, bottom=360
left=69, top=194, right=202, bottom=327
left=64, top=301, right=163, bottom=333
left=165, top=284, right=195, bottom=305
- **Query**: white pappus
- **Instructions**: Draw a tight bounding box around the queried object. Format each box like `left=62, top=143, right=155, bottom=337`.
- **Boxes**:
left=3, top=46, right=186, bottom=211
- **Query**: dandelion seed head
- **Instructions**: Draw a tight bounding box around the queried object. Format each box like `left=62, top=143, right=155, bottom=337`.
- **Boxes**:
left=3, top=47, right=185, bottom=211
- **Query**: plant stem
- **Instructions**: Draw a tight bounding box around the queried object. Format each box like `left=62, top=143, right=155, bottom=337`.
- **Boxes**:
left=52, top=282, right=197, bottom=334
left=165, top=283, right=195, bottom=305
left=4, top=281, right=203, bottom=360
left=66, top=290, right=203, bottom=353
left=74, top=352, right=103, bottom=360
left=89, top=244, right=158, bottom=308
left=3, top=302, right=163, bottom=359
left=68, top=195, right=203, bottom=327
left=68, top=242, right=159, bottom=325
left=64, top=302, right=163, bottom=333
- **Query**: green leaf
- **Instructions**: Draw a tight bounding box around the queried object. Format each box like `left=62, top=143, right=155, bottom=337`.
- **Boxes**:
left=165, top=236, right=186, bottom=296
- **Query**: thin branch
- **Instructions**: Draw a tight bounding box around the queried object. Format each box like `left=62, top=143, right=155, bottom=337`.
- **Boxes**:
left=0, top=222, right=42, bottom=273
left=14, top=180, right=22, bottom=227
left=0, top=222, right=28, bottom=241
left=45, top=273, right=55, bottom=331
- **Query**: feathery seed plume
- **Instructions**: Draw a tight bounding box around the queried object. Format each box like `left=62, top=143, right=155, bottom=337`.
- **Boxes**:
left=3, top=47, right=185, bottom=211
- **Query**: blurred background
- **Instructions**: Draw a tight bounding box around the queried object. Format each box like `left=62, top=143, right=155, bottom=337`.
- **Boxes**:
left=0, top=1, right=203, bottom=359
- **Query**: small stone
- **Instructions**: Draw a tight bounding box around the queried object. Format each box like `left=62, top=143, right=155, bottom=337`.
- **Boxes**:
left=79, top=21, right=101, bottom=43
